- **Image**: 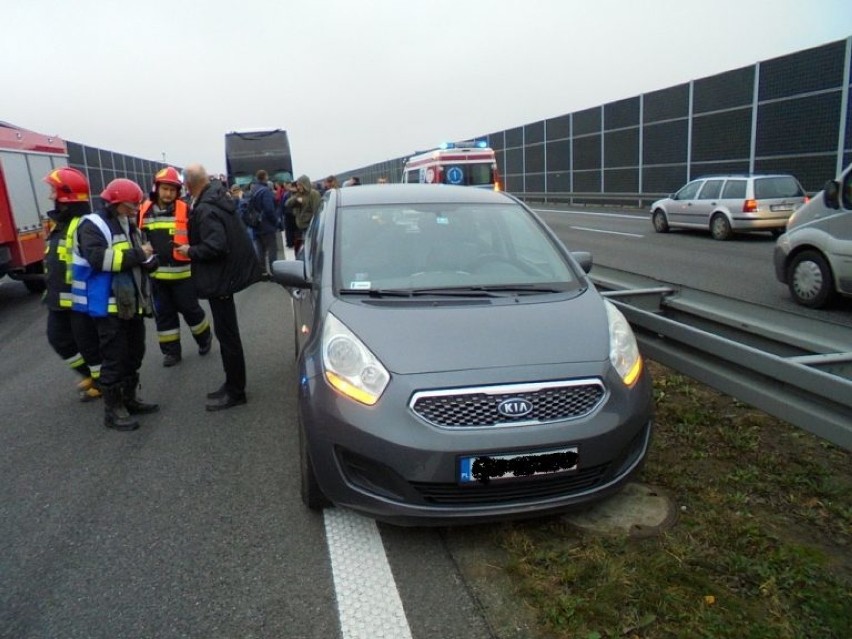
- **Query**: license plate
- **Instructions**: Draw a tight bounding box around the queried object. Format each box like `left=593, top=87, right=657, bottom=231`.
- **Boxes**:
left=459, top=446, right=579, bottom=483
left=770, top=204, right=792, bottom=212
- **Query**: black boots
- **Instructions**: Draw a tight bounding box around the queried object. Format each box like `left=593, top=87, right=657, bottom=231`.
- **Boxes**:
left=122, top=374, right=160, bottom=415
left=103, top=385, right=139, bottom=431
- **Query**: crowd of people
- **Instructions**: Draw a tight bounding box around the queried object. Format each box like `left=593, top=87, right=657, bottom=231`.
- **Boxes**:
left=41, top=163, right=326, bottom=430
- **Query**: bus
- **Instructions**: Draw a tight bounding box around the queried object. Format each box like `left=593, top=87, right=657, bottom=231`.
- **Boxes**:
left=402, top=140, right=501, bottom=190
left=225, top=129, right=293, bottom=188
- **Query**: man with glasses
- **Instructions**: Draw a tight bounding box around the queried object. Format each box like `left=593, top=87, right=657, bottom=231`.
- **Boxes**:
left=74, top=178, right=160, bottom=431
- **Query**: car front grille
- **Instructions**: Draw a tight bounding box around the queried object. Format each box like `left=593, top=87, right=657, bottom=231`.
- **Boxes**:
left=410, top=379, right=606, bottom=428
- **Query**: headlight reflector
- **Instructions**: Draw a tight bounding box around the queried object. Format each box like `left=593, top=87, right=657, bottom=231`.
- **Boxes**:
left=605, top=300, right=643, bottom=387
left=322, top=313, right=389, bottom=405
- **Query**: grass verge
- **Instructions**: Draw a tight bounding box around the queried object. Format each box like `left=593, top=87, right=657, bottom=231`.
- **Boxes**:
left=494, top=360, right=852, bottom=639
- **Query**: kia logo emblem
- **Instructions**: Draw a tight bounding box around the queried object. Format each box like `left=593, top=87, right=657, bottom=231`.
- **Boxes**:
left=497, top=398, right=533, bottom=418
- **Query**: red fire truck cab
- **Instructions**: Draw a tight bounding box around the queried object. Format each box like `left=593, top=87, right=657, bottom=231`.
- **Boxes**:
left=402, top=140, right=501, bottom=190
left=0, top=122, right=69, bottom=293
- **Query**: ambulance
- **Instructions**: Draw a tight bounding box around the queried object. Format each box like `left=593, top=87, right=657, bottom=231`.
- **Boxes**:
left=402, top=140, right=501, bottom=190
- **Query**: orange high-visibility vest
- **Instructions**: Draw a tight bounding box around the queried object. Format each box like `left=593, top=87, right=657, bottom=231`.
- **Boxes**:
left=138, top=199, right=190, bottom=262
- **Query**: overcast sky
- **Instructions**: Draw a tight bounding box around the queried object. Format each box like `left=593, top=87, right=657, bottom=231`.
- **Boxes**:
left=2, top=0, right=851, bottom=181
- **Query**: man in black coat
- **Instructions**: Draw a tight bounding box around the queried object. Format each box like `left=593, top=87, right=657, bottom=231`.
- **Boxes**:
left=176, top=164, right=262, bottom=411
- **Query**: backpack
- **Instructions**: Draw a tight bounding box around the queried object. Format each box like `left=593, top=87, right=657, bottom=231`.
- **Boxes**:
left=243, top=193, right=262, bottom=229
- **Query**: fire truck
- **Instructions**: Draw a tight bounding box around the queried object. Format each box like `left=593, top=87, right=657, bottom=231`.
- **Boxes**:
left=0, top=122, right=68, bottom=293
left=401, top=140, right=501, bottom=190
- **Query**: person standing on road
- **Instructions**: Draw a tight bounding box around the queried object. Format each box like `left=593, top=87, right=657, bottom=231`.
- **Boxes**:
left=42, top=167, right=103, bottom=401
left=176, top=164, right=261, bottom=411
left=138, top=167, right=213, bottom=368
left=285, top=175, right=321, bottom=255
left=74, top=178, right=160, bottom=431
left=248, top=170, right=279, bottom=278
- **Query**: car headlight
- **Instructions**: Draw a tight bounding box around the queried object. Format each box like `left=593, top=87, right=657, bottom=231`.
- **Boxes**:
left=605, top=300, right=643, bottom=387
left=322, top=313, right=390, bottom=405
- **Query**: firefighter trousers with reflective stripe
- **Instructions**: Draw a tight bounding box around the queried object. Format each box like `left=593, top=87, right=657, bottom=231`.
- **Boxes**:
left=46, top=308, right=102, bottom=379
left=94, top=314, right=146, bottom=389
left=150, top=278, right=211, bottom=356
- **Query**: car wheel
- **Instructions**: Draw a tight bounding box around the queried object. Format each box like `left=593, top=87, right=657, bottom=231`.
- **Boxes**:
left=710, top=213, right=732, bottom=241
left=787, top=250, right=836, bottom=308
left=770, top=228, right=784, bottom=238
left=299, top=416, right=330, bottom=511
left=652, top=209, right=669, bottom=233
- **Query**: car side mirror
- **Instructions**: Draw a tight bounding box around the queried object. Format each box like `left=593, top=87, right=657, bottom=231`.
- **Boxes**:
left=271, top=259, right=311, bottom=289
left=571, top=251, right=593, bottom=273
left=822, top=180, right=840, bottom=210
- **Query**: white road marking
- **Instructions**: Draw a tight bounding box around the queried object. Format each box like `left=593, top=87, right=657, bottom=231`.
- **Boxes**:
left=570, top=226, right=644, bottom=238
left=324, top=508, right=413, bottom=639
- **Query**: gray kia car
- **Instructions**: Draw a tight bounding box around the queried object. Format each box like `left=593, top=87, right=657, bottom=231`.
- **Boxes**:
left=272, top=184, right=653, bottom=525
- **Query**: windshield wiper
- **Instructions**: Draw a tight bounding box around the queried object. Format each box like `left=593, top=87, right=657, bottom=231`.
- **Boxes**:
left=339, top=288, right=414, bottom=297
left=339, top=285, right=567, bottom=298
left=410, top=284, right=565, bottom=297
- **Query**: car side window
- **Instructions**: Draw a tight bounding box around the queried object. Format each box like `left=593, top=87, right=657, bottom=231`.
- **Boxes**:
left=721, top=180, right=747, bottom=199
left=698, top=179, right=724, bottom=200
left=675, top=180, right=703, bottom=200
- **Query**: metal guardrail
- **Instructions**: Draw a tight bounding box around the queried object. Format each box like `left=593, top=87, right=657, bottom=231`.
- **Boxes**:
left=592, top=266, right=852, bottom=452
left=518, top=192, right=667, bottom=208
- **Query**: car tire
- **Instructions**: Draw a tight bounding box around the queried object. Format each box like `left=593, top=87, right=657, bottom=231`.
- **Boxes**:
left=299, top=416, right=331, bottom=511
left=710, top=213, right=732, bottom=241
left=787, top=250, right=836, bottom=309
left=652, top=209, right=669, bottom=233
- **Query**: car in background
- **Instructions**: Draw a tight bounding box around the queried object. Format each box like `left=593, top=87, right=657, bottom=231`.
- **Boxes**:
left=271, top=184, right=653, bottom=526
left=774, top=165, right=852, bottom=308
left=651, top=174, right=807, bottom=240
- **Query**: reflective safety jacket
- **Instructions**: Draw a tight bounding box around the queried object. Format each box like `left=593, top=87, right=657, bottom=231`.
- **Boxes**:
left=44, top=211, right=87, bottom=310
left=138, top=199, right=191, bottom=280
left=72, top=211, right=153, bottom=318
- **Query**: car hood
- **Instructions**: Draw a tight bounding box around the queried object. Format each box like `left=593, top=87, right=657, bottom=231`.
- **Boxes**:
left=329, top=292, right=611, bottom=374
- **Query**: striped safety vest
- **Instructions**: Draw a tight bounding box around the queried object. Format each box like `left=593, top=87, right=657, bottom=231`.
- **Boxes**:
left=138, top=199, right=191, bottom=281
left=71, top=213, right=140, bottom=317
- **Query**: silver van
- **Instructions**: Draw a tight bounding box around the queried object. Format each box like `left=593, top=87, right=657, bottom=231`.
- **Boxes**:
left=773, top=164, right=852, bottom=308
left=651, top=174, right=807, bottom=240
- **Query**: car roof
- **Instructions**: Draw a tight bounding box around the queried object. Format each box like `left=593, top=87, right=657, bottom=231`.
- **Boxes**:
left=334, top=184, right=514, bottom=206
left=694, top=173, right=798, bottom=180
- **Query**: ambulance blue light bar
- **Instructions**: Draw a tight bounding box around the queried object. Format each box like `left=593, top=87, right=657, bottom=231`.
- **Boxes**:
left=439, top=139, right=489, bottom=150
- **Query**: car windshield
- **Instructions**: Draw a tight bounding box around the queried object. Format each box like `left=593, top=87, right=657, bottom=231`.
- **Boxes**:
left=334, top=202, right=581, bottom=293
left=441, top=163, right=493, bottom=186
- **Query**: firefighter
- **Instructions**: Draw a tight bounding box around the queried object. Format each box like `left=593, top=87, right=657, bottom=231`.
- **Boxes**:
left=74, top=178, right=159, bottom=431
left=138, top=167, right=212, bottom=367
left=42, top=167, right=103, bottom=401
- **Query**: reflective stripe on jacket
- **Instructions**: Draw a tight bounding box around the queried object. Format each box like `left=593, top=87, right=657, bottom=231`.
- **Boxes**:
left=71, top=213, right=114, bottom=316
left=139, top=199, right=191, bottom=280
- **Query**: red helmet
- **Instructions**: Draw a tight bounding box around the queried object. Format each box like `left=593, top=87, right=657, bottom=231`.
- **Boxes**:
left=100, top=178, right=144, bottom=205
left=43, top=167, right=90, bottom=203
left=154, top=166, right=182, bottom=188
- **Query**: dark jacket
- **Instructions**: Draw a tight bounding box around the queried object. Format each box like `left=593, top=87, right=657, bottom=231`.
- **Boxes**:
left=187, top=180, right=262, bottom=298
left=248, top=181, right=279, bottom=235
left=44, top=202, right=90, bottom=310
left=76, top=207, right=155, bottom=318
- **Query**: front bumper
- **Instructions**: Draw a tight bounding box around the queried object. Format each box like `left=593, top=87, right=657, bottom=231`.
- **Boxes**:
left=299, top=360, right=654, bottom=526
